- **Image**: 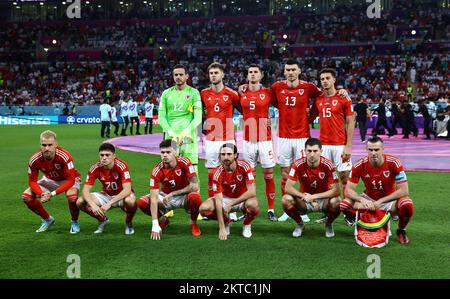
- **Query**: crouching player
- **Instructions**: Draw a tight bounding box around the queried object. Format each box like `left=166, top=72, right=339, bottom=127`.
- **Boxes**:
left=137, top=139, right=202, bottom=240
left=199, top=143, right=259, bottom=240
left=77, top=142, right=137, bottom=235
left=281, top=138, right=341, bottom=238
left=23, top=130, right=81, bottom=233
left=341, top=136, right=414, bottom=244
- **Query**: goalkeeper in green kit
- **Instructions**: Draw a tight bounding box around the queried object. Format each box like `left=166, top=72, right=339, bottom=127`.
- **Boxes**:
left=158, top=64, right=202, bottom=168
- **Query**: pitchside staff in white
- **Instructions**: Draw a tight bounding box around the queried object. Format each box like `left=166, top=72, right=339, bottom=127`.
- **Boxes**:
left=99, top=99, right=111, bottom=138
left=119, top=94, right=130, bottom=136
left=144, top=97, right=154, bottom=134
left=109, top=100, right=120, bottom=137
left=128, top=95, right=141, bottom=135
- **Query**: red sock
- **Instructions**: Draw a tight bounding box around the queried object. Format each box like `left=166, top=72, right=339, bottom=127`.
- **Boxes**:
left=243, top=205, right=259, bottom=225
left=123, top=201, right=137, bottom=223
left=283, top=205, right=302, bottom=224
left=200, top=210, right=229, bottom=223
left=66, top=194, right=79, bottom=221
left=81, top=205, right=107, bottom=222
left=137, top=196, right=152, bottom=216
left=339, top=200, right=356, bottom=220
left=281, top=176, right=287, bottom=196
left=263, top=170, right=276, bottom=210
left=326, top=203, right=341, bottom=224
left=187, top=192, right=202, bottom=221
left=22, top=193, right=50, bottom=219
left=208, top=168, right=216, bottom=198
left=396, top=197, right=414, bottom=230
left=201, top=210, right=217, bottom=220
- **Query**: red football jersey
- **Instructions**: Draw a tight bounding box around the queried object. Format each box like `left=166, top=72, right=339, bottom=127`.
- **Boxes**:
left=212, top=160, right=255, bottom=198
left=150, top=157, right=197, bottom=194
left=271, top=80, right=322, bottom=138
left=201, top=86, right=240, bottom=141
left=314, top=93, right=354, bottom=145
left=85, top=158, right=132, bottom=196
left=288, top=156, right=338, bottom=194
left=28, top=146, right=79, bottom=196
left=239, top=87, right=273, bottom=141
left=349, top=154, right=408, bottom=200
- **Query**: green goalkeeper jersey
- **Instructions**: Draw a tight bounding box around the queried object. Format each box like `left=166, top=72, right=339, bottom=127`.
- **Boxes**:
left=158, top=85, right=202, bottom=163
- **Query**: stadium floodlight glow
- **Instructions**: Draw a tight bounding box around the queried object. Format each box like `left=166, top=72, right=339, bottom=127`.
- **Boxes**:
left=86, top=1, right=90, bottom=4
left=62, top=1, right=66, bottom=4
left=98, top=5, right=101, bottom=8
left=39, top=2, right=44, bottom=5
left=411, top=30, right=417, bottom=35
left=13, top=2, right=17, bottom=5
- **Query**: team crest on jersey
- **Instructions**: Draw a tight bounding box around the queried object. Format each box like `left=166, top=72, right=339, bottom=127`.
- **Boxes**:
left=113, top=172, right=119, bottom=180
left=236, top=174, right=243, bottom=181
left=54, top=164, right=61, bottom=170
left=175, top=169, right=182, bottom=176
left=223, top=95, right=229, bottom=102
left=383, top=171, right=390, bottom=178
left=298, top=89, right=304, bottom=95
left=332, top=100, right=338, bottom=106
left=259, top=94, right=265, bottom=100
left=319, top=172, right=325, bottom=179
left=186, top=95, right=190, bottom=100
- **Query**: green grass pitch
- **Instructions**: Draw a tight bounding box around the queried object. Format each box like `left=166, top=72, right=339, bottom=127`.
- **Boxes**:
left=0, top=124, right=448, bottom=279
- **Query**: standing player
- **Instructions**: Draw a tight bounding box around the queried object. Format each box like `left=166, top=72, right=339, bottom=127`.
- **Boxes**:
left=341, top=136, right=414, bottom=244
left=239, top=64, right=277, bottom=221
left=137, top=139, right=202, bottom=240
left=201, top=62, right=241, bottom=198
left=310, top=68, right=355, bottom=223
left=99, top=98, right=111, bottom=138
left=281, top=138, right=341, bottom=237
left=119, top=93, right=130, bottom=136
left=77, top=142, right=137, bottom=234
left=144, top=96, right=154, bottom=134
left=158, top=64, right=202, bottom=167
left=128, top=94, right=141, bottom=135
left=199, top=144, right=259, bottom=240
left=109, top=99, right=120, bottom=137
left=22, top=130, right=81, bottom=234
